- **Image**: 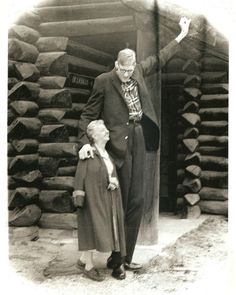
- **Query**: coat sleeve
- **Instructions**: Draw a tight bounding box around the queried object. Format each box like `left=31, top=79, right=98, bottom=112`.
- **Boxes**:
left=139, top=39, right=181, bottom=77
left=73, top=159, right=88, bottom=208
left=77, top=77, right=105, bottom=149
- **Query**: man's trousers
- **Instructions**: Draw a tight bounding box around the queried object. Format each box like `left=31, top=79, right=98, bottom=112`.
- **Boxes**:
left=117, top=121, right=146, bottom=264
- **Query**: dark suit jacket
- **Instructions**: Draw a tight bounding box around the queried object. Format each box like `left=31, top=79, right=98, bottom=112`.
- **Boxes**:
left=78, top=40, right=181, bottom=168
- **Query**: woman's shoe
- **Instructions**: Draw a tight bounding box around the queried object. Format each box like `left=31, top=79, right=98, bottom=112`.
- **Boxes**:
left=83, top=268, right=105, bottom=282
left=76, top=259, right=85, bottom=270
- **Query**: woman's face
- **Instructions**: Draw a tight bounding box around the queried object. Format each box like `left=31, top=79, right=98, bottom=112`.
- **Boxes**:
left=92, top=124, right=110, bottom=143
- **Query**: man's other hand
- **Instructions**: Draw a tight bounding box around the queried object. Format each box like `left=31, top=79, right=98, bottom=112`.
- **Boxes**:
left=179, top=17, right=191, bottom=37
left=79, top=144, right=94, bottom=159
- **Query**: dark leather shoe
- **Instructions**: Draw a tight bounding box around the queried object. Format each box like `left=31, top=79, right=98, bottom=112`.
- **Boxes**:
left=124, top=262, right=143, bottom=271
left=107, top=256, right=118, bottom=269
left=111, top=264, right=126, bottom=280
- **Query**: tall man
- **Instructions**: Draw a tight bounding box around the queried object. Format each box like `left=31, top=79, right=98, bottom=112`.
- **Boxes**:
left=77, top=17, right=191, bottom=279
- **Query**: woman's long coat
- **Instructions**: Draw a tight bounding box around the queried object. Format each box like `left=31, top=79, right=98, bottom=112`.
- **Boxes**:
left=73, top=149, right=126, bottom=256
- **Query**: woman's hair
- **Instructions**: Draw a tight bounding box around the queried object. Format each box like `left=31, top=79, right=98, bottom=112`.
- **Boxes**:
left=86, top=120, right=105, bottom=143
left=117, top=48, right=136, bottom=66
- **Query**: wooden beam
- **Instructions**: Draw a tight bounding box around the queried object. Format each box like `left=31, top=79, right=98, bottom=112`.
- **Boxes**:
left=38, top=89, right=72, bottom=108
left=10, top=101, right=39, bottom=117
left=9, top=205, right=42, bottom=227
left=36, top=52, right=107, bottom=77
left=183, top=138, right=199, bottom=153
left=201, top=155, right=228, bottom=171
left=9, top=187, right=40, bottom=209
left=199, top=187, right=228, bottom=201
left=36, top=0, right=119, bottom=8
left=13, top=62, right=40, bottom=82
left=199, top=94, right=228, bottom=108
left=12, top=139, right=39, bottom=154
left=37, top=109, right=67, bottom=124
left=8, top=77, right=19, bottom=90
left=57, top=166, right=77, bottom=176
left=185, top=165, right=201, bottom=178
left=186, top=205, right=201, bottom=219
left=8, top=118, right=42, bottom=139
left=201, top=84, right=228, bottom=95
left=201, top=57, right=228, bottom=71
left=200, top=121, right=228, bottom=136
left=199, top=108, right=228, bottom=121
left=184, top=152, right=201, bottom=166
left=183, top=75, right=201, bottom=88
left=39, top=157, right=60, bottom=177
left=39, top=212, right=77, bottom=230
left=39, top=76, right=67, bottom=89
left=8, top=25, right=40, bottom=44
left=182, top=101, right=199, bottom=113
left=9, top=154, right=38, bottom=174
left=12, top=170, right=43, bottom=185
left=198, top=146, right=228, bottom=157
left=183, top=88, right=202, bottom=100
left=15, top=11, right=41, bottom=28
left=39, top=124, right=69, bottom=142
left=183, top=177, right=202, bottom=193
left=8, top=82, right=40, bottom=101
left=199, top=200, right=228, bottom=216
left=184, top=193, right=200, bottom=206
left=201, top=171, right=228, bottom=188
left=42, top=176, right=75, bottom=191
left=39, top=16, right=135, bottom=37
left=198, top=135, right=228, bottom=147
left=8, top=38, right=39, bottom=63
left=36, top=2, right=133, bottom=22
left=201, top=72, right=228, bottom=84
left=181, top=113, right=200, bottom=126
left=182, top=59, right=201, bottom=74
left=38, top=143, right=79, bottom=157
left=39, top=190, right=74, bottom=213
left=183, top=127, right=199, bottom=139
left=36, top=37, right=113, bottom=66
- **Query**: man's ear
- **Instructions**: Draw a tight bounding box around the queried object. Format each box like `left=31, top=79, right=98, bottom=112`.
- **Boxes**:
left=115, top=61, right=119, bottom=70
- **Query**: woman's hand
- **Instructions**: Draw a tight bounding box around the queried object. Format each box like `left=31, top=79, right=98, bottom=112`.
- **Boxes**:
left=108, top=176, right=119, bottom=190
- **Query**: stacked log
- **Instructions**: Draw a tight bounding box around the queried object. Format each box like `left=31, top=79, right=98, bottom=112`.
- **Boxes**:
left=8, top=12, right=43, bottom=227
left=198, top=56, right=228, bottom=216
left=33, top=1, right=114, bottom=229
left=177, top=56, right=202, bottom=219
left=162, top=55, right=202, bottom=218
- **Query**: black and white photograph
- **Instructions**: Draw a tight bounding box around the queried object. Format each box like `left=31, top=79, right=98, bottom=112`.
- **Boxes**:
left=1, top=0, right=235, bottom=294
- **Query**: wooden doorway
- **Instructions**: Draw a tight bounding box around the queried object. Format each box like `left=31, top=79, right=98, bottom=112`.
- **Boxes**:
left=159, top=86, right=178, bottom=213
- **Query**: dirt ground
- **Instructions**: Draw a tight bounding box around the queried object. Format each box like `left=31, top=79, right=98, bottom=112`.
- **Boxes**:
left=7, top=216, right=232, bottom=295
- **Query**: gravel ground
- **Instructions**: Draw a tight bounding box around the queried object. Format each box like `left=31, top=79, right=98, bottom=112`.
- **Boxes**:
left=6, top=216, right=231, bottom=295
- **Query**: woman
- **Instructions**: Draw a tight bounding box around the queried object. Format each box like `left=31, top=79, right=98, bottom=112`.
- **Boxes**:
left=73, top=120, right=126, bottom=281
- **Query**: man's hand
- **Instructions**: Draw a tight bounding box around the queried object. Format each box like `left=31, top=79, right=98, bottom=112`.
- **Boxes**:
left=79, top=144, right=94, bottom=160
left=175, top=17, right=191, bottom=43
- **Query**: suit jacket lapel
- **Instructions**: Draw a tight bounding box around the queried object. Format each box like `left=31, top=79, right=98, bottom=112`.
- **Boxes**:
left=111, top=68, right=125, bottom=99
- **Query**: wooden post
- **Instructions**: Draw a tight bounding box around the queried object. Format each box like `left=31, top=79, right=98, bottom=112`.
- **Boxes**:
left=136, top=18, right=160, bottom=245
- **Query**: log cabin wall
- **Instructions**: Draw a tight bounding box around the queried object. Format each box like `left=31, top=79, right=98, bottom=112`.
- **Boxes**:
left=8, top=11, right=43, bottom=226
left=161, top=43, right=228, bottom=218
left=8, top=0, right=138, bottom=230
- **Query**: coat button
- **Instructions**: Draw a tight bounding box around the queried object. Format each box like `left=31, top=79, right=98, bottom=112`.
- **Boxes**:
left=125, top=136, right=128, bottom=140
left=126, top=122, right=129, bottom=125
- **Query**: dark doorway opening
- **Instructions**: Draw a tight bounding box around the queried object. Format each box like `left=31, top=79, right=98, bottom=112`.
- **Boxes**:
left=159, top=86, right=178, bottom=212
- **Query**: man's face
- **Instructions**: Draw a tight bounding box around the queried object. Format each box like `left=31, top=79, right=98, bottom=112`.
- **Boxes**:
left=115, top=61, right=135, bottom=83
